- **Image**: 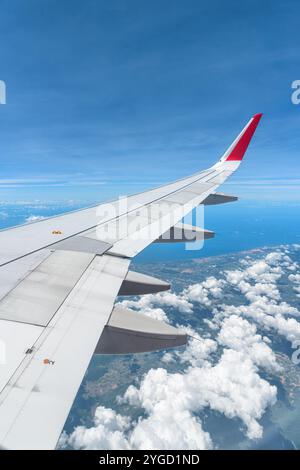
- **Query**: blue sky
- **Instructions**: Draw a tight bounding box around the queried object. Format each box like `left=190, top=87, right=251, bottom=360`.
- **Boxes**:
left=0, top=0, right=299, bottom=203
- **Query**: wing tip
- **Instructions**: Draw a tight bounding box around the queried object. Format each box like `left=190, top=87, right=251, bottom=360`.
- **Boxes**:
left=225, top=112, right=263, bottom=162
left=253, top=112, right=263, bottom=121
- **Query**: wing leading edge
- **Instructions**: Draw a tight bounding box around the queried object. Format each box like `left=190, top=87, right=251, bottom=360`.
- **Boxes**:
left=0, top=114, right=262, bottom=449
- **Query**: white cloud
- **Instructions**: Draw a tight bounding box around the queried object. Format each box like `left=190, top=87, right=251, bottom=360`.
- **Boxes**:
left=182, top=277, right=224, bottom=307
left=65, top=346, right=276, bottom=449
left=66, top=406, right=131, bottom=450
left=289, top=274, right=300, bottom=283
left=123, top=349, right=276, bottom=441
left=118, top=276, right=224, bottom=320
left=175, top=326, right=217, bottom=367
left=161, top=352, right=175, bottom=363
left=118, top=290, right=193, bottom=321
left=139, top=307, right=170, bottom=323
left=128, top=396, right=213, bottom=450
left=65, top=381, right=213, bottom=450
left=221, top=251, right=300, bottom=344
left=218, top=315, right=279, bottom=372
left=288, top=273, right=300, bottom=297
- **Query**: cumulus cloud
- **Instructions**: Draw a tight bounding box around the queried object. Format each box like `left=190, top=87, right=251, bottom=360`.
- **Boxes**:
left=289, top=274, right=300, bottom=283
left=221, top=252, right=300, bottom=344
left=118, top=290, right=193, bottom=323
left=174, top=326, right=217, bottom=367
left=65, top=346, right=276, bottom=449
left=288, top=273, right=300, bottom=297
left=66, top=406, right=131, bottom=450
left=161, top=352, right=175, bottom=363
left=218, top=302, right=300, bottom=344
left=182, top=277, right=224, bottom=307
left=118, top=276, right=224, bottom=324
left=218, top=315, right=279, bottom=372
left=65, top=384, right=213, bottom=450
left=123, top=368, right=213, bottom=450
left=139, top=307, right=170, bottom=323
left=123, top=349, right=277, bottom=441
left=225, top=259, right=282, bottom=296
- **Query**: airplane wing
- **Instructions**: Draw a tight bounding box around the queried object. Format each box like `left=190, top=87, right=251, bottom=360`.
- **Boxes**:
left=0, top=113, right=262, bottom=449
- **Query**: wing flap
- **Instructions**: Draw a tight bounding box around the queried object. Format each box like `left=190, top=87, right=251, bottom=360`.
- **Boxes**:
left=96, top=306, right=187, bottom=354
left=0, top=250, right=94, bottom=326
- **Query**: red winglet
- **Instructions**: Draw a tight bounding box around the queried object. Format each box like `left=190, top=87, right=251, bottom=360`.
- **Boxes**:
left=225, top=113, right=263, bottom=161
